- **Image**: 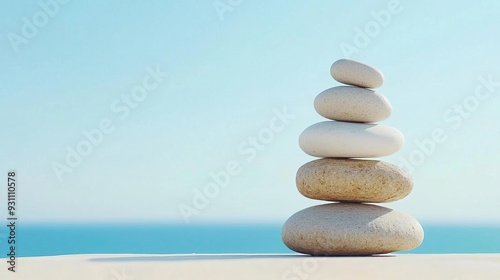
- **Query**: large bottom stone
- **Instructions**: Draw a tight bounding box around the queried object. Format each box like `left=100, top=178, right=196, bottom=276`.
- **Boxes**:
left=282, top=203, right=424, bottom=255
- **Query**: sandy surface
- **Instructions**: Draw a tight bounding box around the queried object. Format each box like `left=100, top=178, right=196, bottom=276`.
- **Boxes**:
left=1, top=254, right=500, bottom=279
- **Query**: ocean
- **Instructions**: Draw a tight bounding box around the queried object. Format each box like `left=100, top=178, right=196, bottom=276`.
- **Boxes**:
left=2, top=223, right=500, bottom=257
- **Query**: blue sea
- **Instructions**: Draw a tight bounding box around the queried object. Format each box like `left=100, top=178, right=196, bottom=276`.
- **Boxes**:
left=2, top=223, right=500, bottom=257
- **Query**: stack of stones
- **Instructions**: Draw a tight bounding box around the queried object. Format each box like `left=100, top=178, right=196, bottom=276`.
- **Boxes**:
left=282, top=59, right=424, bottom=255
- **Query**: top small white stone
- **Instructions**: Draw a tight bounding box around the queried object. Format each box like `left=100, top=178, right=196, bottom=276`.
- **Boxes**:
left=330, top=59, right=384, bottom=88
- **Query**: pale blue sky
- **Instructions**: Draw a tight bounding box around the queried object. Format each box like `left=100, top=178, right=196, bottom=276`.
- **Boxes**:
left=1, top=0, right=499, bottom=224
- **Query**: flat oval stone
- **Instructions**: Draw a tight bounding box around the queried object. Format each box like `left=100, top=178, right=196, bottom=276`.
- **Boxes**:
left=296, top=159, right=412, bottom=203
left=314, top=86, right=392, bottom=123
left=299, top=121, right=404, bottom=158
left=330, top=59, right=384, bottom=88
left=282, top=203, right=424, bottom=255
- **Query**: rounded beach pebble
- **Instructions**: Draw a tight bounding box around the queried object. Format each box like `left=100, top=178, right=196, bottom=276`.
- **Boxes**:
left=296, top=158, right=412, bottom=203
left=299, top=121, right=404, bottom=158
left=314, top=86, right=392, bottom=123
left=330, top=59, right=384, bottom=88
left=282, top=203, right=424, bottom=255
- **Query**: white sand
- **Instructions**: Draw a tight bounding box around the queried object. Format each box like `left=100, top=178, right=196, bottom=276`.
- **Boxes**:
left=2, top=254, right=500, bottom=279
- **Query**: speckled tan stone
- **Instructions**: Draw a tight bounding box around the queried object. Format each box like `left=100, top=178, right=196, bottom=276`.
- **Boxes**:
left=282, top=203, right=424, bottom=256
left=296, top=158, right=412, bottom=203
left=330, top=59, right=384, bottom=88
left=314, top=86, right=392, bottom=123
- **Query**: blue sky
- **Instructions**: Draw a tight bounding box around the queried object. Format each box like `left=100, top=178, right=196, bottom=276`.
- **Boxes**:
left=1, top=0, right=499, bottom=224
